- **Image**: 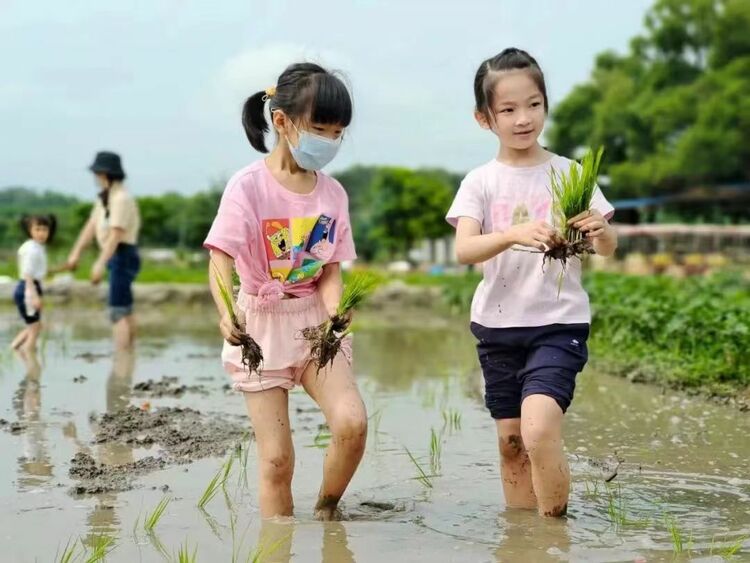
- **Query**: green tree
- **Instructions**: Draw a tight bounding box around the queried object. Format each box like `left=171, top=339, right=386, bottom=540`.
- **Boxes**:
left=548, top=0, right=750, bottom=199
left=368, top=168, right=454, bottom=259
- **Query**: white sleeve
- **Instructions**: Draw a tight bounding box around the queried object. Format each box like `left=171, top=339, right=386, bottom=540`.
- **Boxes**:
left=590, top=185, right=615, bottom=220
left=446, top=173, right=484, bottom=228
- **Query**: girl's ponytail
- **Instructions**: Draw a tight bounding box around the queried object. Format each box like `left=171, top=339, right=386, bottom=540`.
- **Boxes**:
left=242, top=90, right=271, bottom=153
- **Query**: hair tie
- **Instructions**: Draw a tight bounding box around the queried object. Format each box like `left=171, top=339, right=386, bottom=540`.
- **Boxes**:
left=262, top=86, right=277, bottom=102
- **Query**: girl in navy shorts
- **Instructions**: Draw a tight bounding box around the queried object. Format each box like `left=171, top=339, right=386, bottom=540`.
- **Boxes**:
left=11, top=215, right=56, bottom=353
left=447, top=49, right=617, bottom=517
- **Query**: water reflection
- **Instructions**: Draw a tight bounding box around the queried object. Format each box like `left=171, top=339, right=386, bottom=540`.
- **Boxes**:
left=493, top=509, right=571, bottom=562
left=14, top=348, right=53, bottom=489
left=83, top=348, right=137, bottom=543
left=255, top=519, right=357, bottom=563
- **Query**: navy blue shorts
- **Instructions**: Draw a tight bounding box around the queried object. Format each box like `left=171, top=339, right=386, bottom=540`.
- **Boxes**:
left=13, top=280, right=43, bottom=325
left=107, top=243, right=140, bottom=323
left=470, top=322, right=590, bottom=419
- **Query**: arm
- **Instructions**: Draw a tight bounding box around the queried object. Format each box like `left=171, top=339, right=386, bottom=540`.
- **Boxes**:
left=208, top=249, right=246, bottom=345
left=67, top=216, right=96, bottom=270
left=454, top=217, right=558, bottom=265
left=567, top=210, right=618, bottom=257
left=23, top=274, right=41, bottom=310
left=90, top=227, right=125, bottom=284
left=318, top=263, right=344, bottom=317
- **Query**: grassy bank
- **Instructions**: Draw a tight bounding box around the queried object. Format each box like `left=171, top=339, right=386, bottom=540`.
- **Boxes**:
left=406, top=270, right=750, bottom=395
left=585, top=271, right=749, bottom=394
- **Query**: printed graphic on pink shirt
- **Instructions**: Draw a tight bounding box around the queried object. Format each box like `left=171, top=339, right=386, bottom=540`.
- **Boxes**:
left=490, top=194, right=551, bottom=232
left=262, top=214, right=338, bottom=285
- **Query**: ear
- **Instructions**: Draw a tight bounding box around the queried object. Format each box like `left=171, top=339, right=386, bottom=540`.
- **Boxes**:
left=474, top=109, right=491, bottom=130
left=271, top=109, right=287, bottom=134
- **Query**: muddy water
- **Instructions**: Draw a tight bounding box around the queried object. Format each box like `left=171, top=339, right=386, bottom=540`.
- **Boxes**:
left=0, top=306, right=748, bottom=562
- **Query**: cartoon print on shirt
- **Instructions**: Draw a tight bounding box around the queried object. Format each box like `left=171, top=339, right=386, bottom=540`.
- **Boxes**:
left=265, top=220, right=291, bottom=260
left=262, top=215, right=338, bottom=285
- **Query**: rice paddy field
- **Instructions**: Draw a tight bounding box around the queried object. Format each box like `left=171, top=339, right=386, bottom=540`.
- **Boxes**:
left=1, top=302, right=749, bottom=562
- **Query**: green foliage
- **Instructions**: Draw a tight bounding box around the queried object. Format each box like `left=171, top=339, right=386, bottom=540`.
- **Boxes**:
left=585, top=271, right=750, bottom=388
left=363, top=168, right=456, bottom=260
left=548, top=0, right=750, bottom=198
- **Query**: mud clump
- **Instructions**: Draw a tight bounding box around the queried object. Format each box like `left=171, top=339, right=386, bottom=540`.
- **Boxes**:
left=132, top=376, right=208, bottom=398
left=69, top=452, right=167, bottom=494
left=69, top=406, right=251, bottom=495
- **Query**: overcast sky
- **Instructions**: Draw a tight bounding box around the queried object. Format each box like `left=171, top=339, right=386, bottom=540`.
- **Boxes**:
left=0, top=0, right=653, bottom=197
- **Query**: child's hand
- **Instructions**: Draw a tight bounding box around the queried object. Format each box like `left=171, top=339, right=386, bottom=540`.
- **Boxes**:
left=90, top=261, right=105, bottom=285
left=508, top=220, right=559, bottom=251
left=30, top=294, right=41, bottom=311
left=568, top=209, right=608, bottom=239
left=66, top=252, right=80, bottom=271
left=219, top=311, right=246, bottom=345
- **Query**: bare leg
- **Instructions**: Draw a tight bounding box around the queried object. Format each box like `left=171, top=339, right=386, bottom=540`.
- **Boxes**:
left=520, top=394, right=569, bottom=517
left=21, top=322, right=42, bottom=354
left=244, top=387, right=295, bottom=518
left=11, top=327, right=29, bottom=350
left=496, top=418, right=537, bottom=509
left=301, top=353, right=367, bottom=521
left=112, top=315, right=135, bottom=352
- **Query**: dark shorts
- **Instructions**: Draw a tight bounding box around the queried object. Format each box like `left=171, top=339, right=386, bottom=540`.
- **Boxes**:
left=13, top=280, right=43, bottom=325
left=470, top=322, right=590, bottom=419
left=107, top=243, right=140, bottom=323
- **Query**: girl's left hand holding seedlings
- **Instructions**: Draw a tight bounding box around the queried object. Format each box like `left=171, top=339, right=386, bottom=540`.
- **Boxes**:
left=568, top=209, right=610, bottom=239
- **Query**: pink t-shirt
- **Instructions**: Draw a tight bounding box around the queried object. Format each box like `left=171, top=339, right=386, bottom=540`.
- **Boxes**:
left=446, top=155, right=614, bottom=329
left=204, top=160, right=356, bottom=299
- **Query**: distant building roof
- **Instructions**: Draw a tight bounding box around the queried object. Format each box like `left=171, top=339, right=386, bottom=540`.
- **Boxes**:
left=613, top=182, right=750, bottom=210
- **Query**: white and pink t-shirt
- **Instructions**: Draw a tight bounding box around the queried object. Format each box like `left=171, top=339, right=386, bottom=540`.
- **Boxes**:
left=446, top=154, right=614, bottom=329
left=204, top=160, right=356, bottom=302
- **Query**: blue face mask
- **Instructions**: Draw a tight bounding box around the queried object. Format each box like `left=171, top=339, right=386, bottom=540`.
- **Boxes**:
left=287, top=121, right=342, bottom=171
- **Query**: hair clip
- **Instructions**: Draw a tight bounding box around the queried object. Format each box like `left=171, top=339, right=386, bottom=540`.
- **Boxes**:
left=262, top=86, right=277, bottom=101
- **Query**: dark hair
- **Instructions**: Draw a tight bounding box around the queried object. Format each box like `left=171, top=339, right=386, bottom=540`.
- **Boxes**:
left=21, top=214, right=57, bottom=243
left=474, top=48, right=548, bottom=118
left=242, top=62, right=353, bottom=153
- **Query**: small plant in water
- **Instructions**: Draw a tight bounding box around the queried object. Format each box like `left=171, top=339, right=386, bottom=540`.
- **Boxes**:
left=404, top=447, right=434, bottom=488
left=212, top=262, right=263, bottom=374
left=198, top=456, right=233, bottom=509
left=175, top=540, right=198, bottom=563
left=301, top=272, right=378, bottom=373
left=143, top=495, right=171, bottom=532
left=665, top=515, right=686, bottom=554
left=310, top=424, right=332, bottom=449
left=83, top=533, right=116, bottom=562
left=442, top=408, right=462, bottom=432
left=429, top=428, right=442, bottom=473
left=56, top=539, right=79, bottom=563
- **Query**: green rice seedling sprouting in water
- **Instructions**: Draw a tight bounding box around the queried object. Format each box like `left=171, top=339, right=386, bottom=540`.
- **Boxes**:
left=143, top=496, right=171, bottom=533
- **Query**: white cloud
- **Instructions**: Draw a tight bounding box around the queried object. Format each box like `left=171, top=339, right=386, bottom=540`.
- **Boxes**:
left=206, top=43, right=353, bottom=120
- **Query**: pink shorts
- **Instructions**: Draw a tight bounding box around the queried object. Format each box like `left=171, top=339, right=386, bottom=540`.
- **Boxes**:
left=222, top=291, right=352, bottom=393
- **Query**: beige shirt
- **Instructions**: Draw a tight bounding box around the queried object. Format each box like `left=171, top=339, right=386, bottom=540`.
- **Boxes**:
left=91, top=184, right=141, bottom=248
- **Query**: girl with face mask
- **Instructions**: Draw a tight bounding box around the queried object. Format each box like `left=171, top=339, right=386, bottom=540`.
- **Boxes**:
left=204, top=63, right=365, bottom=520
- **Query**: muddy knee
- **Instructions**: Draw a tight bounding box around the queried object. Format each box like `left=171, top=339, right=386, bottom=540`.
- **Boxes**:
left=521, top=424, right=559, bottom=459
left=329, top=410, right=368, bottom=448
left=259, top=451, right=294, bottom=485
left=499, top=434, right=526, bottom=461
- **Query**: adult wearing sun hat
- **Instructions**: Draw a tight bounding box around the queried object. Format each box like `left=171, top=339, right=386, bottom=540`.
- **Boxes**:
left=67, top=151, right=142, bottom=350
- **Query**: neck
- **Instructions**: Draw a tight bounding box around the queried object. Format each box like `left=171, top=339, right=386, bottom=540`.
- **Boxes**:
left=497, top=142, right=548, bottom=166
left=266, top=143, right=314, bottom=178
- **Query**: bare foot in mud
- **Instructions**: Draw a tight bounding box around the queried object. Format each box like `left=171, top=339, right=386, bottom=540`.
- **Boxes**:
left=314, top=506, right=343, bottom=521
left=314, top=495, right=343, bottom=521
